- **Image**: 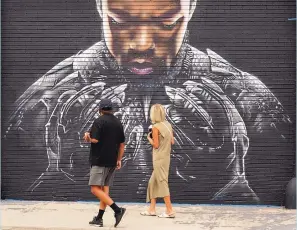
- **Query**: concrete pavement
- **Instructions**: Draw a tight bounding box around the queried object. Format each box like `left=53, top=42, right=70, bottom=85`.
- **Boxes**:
left=1, top=200, right=296, bottom=230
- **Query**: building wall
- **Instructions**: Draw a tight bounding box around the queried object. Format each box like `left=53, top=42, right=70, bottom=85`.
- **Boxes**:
left=1, top=0, right=296, bottom=205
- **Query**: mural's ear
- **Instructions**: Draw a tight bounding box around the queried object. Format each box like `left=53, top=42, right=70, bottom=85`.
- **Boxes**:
left=96, top=0, right=103, bottom=18
left=189, top=0, right=197, bottom=19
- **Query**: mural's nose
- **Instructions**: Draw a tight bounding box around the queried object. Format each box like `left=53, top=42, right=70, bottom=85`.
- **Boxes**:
left=131, top=26, right=155, bottom=52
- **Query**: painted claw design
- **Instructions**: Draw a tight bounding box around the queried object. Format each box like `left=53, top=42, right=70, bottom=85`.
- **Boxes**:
left=165, top=85, right=214, bottom=129
left=165, top=80, right=258, bottom=202
left=78, top=83, right=128, bottom=134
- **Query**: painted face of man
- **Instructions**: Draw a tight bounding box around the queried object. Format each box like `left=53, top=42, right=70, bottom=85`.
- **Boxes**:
left=97, top=0, right=195, bottom=77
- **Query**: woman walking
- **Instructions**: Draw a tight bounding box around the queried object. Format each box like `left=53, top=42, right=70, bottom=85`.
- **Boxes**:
left=141, top=104, right=175, bottom=218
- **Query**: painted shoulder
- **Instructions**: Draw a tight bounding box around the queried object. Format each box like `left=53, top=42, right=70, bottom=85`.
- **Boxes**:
left=72, top=41, right=107, bottom=75
left=46, top=41, right=106, bottom=87
left=188, top=45, right=245, bottom=78
left=203, top=47, right=275, bottom=94
left=11, top=41, right=105, bottom=120
left=189, top=45, right=269, bottom=89
left=20, top=41, right=104, bottom=93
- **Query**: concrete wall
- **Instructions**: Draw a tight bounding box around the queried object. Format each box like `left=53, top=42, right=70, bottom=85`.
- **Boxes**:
left=1, top=0, right=296, bottom=205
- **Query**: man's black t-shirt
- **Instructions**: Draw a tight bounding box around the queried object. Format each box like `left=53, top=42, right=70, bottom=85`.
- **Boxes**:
left=89, top=113, right=125, bottom=167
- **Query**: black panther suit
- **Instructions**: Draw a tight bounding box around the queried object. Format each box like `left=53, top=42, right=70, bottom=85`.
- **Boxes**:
left=4, top=40, right=291, bottom=203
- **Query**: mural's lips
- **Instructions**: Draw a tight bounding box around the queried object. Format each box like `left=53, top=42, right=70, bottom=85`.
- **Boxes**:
left=127, top=62, right=154, bottom=75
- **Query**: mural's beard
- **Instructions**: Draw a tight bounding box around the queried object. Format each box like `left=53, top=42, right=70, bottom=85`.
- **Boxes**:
left=101, top=35, right=189, bottom=89
left=122, top=61, right=169, bottom=95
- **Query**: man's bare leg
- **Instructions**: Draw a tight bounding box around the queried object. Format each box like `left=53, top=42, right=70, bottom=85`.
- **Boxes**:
left=91, top=185, right=126, bottom=227
left=91, top=186, right=113, bottom=206
left=99, top=186, right=110, bottom=210
left=94, top=186, right=110, bottom=222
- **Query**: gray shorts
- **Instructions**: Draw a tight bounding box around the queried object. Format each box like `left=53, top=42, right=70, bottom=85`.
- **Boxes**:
left=88, top=166, right=116, bottom=186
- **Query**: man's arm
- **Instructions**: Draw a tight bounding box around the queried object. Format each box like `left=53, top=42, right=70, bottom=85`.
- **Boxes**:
left=83, top=131, right=99, bottom=143
left=84, top=119, right=101, bottom=143
left=116, top=143, right=125, bottom=170
left=90, top=138, right=99, bottom=143
left=116, top=124, right=126, bottom=169
left=117, top=143, right=125, bottom=161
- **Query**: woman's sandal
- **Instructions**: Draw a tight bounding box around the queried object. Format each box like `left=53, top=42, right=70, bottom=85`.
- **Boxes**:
left=158, top=212, right=176, bottom=218
left=140, top=210, right=157, bottom=216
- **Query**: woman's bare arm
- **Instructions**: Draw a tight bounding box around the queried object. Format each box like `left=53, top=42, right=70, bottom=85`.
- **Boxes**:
left=151, top=127, right=160, bottom=149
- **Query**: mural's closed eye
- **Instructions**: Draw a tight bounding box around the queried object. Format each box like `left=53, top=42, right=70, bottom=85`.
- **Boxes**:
left=162, top=21, right=178, bottom=30
left=109, top=16, right=124, bottom=26
left=161, top=17, right=183, bottom=30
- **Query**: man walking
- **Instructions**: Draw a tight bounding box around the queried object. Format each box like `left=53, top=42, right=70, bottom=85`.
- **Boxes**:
left=84, top=98, right=126, bottom=227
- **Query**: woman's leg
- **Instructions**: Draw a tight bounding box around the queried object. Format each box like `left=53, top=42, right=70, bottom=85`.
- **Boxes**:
left=146, top=170, right=157, bottom=213
left=149, top=198, right=157, bottom=213
left=163, top=196, right=174, bottom=214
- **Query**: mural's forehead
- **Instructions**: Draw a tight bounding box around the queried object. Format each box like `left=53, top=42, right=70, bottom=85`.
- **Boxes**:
left=101, top=0, right=191, bottom=16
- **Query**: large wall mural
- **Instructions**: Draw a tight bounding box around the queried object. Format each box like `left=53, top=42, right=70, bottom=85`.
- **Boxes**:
left=2, top=0, right=295, bottom=204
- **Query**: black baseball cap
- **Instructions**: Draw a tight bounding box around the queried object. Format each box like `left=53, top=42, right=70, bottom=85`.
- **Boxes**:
left=99, top=98, right=113, bottom=111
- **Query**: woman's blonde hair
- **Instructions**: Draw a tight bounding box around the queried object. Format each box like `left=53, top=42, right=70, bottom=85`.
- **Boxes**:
left=150, top=104, right=166, bottom=124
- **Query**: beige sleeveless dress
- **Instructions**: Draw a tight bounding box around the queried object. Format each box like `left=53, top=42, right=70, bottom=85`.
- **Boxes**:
left=146, top=121, right=172, bottom=202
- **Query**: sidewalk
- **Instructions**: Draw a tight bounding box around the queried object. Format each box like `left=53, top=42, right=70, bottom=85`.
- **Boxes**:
left=1, top=200, right=296, bottom=230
